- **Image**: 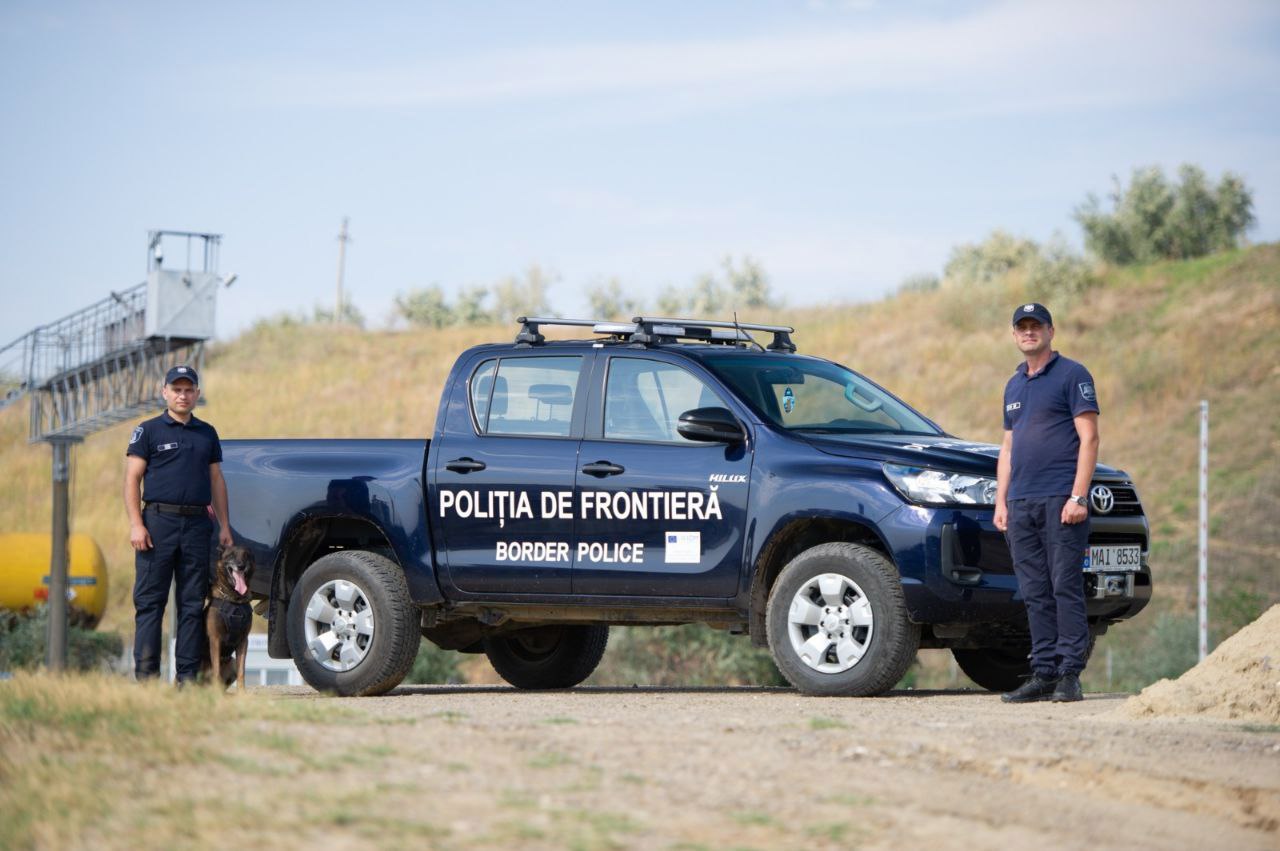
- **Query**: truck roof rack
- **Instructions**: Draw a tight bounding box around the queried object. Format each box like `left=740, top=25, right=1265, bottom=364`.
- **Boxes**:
left=514, top=316, right=797, bottom=352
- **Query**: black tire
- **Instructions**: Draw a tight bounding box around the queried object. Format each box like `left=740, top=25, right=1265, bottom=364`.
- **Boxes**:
left=951, top=645, right=1031, bottom=692
left=953, top=637, right=1096, bottom=693
left=287, top=550, right=421, bottom=696
left=484, top=624, right=609, bottom=689
left=765, top=543, right=920, bottom=697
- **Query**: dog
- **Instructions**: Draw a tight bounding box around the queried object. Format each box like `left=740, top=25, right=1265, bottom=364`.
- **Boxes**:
left=203, top=545, right=255, bottom=692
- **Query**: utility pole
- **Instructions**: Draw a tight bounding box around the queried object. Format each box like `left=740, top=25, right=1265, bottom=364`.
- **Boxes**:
left=1198, top=400, right=1209, bottom=661
left=44, top=435, right=82, bottom=671
left=335, top=217, right=351, bottom=324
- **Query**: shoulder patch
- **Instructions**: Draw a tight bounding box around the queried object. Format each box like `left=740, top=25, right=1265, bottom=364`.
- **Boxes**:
left=129, top=426, right=144, bottom=445
left=1078, top=382, right=1096, bottom=402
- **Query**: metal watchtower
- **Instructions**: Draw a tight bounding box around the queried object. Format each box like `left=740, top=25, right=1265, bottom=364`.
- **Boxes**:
left=0, top=230, right=234, bottom=670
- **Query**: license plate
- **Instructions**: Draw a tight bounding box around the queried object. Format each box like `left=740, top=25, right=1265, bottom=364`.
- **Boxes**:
left=1084, top=545, right=1141, bottom=572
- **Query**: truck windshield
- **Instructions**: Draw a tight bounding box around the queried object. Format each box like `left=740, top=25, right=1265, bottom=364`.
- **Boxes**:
left=702, top=354, right=940, bottom=436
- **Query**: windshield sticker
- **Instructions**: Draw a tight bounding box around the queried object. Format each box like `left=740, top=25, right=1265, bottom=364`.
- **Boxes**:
left=664, top=531, right=701, bottom=564
left=782, top=386, right=796, bottom=413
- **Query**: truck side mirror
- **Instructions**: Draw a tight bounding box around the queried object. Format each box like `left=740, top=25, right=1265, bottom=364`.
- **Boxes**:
left=677, top=407, right=746, bottom=444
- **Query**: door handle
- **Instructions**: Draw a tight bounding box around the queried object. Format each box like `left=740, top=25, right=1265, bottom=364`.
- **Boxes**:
left=581, top=461, right=625, bottom=477
left=445, top=457, right=487, bottom=473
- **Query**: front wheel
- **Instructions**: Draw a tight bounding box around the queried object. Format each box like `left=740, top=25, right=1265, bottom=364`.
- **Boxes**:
left=484, top=624, right=609, bottom=689
left=287, top=550, right=421, bottom=696
left=765, top=543, right=919, bottom=697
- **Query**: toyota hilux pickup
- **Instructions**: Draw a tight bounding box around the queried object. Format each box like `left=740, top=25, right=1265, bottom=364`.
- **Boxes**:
left=223, top=316, right=1151, bottom=696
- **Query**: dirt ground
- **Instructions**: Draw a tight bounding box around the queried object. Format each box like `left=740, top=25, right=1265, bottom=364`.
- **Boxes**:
left=197, top=683, right=1279, bottom=851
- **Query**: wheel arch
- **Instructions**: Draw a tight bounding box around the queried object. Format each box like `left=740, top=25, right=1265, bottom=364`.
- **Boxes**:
left=266, top=515, right=398, bottom=658
left=747, top=516, right=895, bottom=647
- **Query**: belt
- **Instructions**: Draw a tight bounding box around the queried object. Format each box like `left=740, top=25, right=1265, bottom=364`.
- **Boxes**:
left=145, top=502, right=207, bottom=516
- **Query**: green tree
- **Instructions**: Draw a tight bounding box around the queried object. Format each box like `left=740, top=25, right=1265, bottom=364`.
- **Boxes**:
left=1074, top=164, right=1255, bottom=264
left=723, top=255, right=775, bottom=309
left=586, top=277, right=642, bottom=320
left=394, top=285, right=454, bottom=328
left=454, top=284, right=492, bottom=326
left=491, top=265, right=556, bottom=323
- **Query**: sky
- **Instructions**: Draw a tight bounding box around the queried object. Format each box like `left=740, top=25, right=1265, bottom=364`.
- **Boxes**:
left=1, top=0, right=1278, bottom=346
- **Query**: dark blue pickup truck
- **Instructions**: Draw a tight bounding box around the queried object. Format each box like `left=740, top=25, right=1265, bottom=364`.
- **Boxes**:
left=224, top=317, right=1151, bottom=697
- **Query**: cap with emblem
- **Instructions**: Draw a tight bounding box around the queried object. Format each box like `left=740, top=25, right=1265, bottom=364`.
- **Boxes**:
left=1012, top=303, right=1052, bottom=327
left=165, top=365, right=199, bottom=386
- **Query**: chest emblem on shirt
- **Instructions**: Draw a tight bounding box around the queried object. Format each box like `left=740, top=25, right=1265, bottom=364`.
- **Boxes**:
left=1005, top=402, right=1021, bottom=412
left=129, top=426, right=143, bottom=445
left=1078, top=382, right=1096, bottom=402
left=157, top=442, right=179, bottom=452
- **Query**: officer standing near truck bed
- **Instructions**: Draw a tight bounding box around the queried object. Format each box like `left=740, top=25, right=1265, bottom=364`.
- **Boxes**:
left=993, top=303, right=1099, bottom=703
left=123, top=365, right=233, bottom=684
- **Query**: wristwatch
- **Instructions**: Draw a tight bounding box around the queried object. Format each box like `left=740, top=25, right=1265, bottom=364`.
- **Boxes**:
left=1069, top=495, right=1087, bottom=507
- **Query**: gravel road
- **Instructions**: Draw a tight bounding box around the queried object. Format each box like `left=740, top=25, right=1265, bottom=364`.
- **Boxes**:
left=256, top=684, right=1280, bottom=850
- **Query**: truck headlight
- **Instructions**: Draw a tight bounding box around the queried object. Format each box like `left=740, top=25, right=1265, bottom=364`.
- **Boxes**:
left=882, top=463, right=997, bottom=506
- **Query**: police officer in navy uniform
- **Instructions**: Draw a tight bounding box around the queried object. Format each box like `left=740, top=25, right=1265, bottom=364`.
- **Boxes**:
left=993, top=304, right=1099, bottom=703
left=123, top=365, right=233, bottom=683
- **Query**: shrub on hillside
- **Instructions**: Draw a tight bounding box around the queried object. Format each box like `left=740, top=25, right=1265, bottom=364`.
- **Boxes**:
left=655, top=255, right=781, bottom=318
left=0, top=606, right=123, bottom=672
left=897, top=272, right=940, bottom=294
left=1075, top=164, right=1255, bottom=265
left=943, top=230, right=1096, bottom=298
left=395, top=285, right=455, bottom=328
left=586, top=277, right=643, bottom=320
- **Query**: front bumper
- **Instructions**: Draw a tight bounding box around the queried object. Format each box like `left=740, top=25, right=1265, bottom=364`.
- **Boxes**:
left=879, top=501, right=1153, bottom=627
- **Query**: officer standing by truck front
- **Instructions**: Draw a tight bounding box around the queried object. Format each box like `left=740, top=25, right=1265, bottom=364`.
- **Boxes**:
left=993, top=303, right=1099, bottom=703
left=123, top=365, right=233, bottom=684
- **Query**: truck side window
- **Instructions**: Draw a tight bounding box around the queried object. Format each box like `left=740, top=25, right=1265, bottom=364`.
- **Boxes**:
left=477, top=356, right=582, bottom=437
left=605, top=358, right=725, bottom=444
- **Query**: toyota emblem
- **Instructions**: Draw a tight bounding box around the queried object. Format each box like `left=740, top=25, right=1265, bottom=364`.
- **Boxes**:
left=1090, top=484, right=1115, bottom=514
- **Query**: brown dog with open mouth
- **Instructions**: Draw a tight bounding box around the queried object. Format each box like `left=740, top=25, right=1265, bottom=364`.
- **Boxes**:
left=204, top=545, right=254, bottom=692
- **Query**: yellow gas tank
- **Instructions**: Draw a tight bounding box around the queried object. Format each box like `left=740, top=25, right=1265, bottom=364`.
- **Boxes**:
left=0, top=533, right=109, bottom=628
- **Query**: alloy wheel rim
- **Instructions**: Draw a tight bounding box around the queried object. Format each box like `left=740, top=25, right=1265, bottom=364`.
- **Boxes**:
left=303, top=579, right=375, bottom=672
left=786, top=572, right=874, bottom=674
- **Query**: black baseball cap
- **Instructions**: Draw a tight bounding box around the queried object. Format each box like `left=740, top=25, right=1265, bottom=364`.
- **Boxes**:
left=165, top=365, right=199, bottom=386
left=1011, top=303, right=1052, bottom=326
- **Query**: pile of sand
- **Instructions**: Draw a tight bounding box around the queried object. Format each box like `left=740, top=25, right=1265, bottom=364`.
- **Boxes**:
left=1111, top=604, right=1280, bottom=724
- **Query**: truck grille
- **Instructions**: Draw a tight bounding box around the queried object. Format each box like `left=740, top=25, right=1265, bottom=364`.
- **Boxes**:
left=1092, top=482, right=1144, bottom=516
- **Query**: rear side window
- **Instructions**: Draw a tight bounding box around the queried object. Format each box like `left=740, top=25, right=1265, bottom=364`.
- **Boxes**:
left=470, top=356, right=582, bottom=437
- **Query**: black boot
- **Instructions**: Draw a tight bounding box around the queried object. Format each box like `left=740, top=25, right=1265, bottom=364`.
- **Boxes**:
left=1051, top=673, right=1083, bottom=702
left=1001, top=674, right=1059, bottom=703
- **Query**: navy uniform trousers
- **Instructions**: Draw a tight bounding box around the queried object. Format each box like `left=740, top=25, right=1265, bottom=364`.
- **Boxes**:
left=133, top=509, right=212, bottom=680
left=1006, top=496, right=1091, bottom=677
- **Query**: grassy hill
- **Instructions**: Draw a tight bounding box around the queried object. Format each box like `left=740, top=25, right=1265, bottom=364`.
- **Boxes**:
left=2, top=244, right=1276, bottom=688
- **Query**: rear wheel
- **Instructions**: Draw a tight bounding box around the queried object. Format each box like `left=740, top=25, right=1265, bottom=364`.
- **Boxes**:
left=287, top=550, right=420, bottom=696
left=765, top=543, right=919, bottom=697
left=951, top=645, right=1031, bottom=692
left=952, top=637, right=1096, bottom=692
left=484, top=624, right=609, bottom=689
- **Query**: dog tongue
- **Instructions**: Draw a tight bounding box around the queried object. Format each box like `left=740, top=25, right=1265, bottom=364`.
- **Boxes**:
left=234, top=573, right=248, bottom=596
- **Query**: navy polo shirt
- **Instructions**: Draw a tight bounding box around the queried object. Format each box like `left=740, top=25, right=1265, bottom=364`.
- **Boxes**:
left=126, top=411, right=223, bottom=506
left=1003, top=352, right=1099, bottom=500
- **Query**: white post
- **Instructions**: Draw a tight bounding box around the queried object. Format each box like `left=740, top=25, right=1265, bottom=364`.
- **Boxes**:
left=334, top=217, right=350, bottom=324
left=1198, top=400, right=1209, bottom=662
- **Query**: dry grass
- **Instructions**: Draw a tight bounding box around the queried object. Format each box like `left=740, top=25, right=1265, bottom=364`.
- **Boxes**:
left=0, top=247, right=1276, bottom=638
